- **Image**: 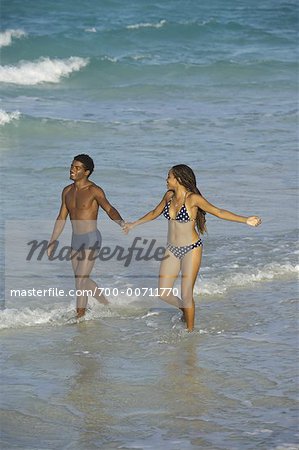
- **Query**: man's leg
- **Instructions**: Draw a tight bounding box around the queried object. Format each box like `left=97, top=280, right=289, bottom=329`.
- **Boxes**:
left=72, top=249, right=108, bottom=318
left=71, top=250, right=88, bottom=317
left=83, top=277, right=109, bottom=305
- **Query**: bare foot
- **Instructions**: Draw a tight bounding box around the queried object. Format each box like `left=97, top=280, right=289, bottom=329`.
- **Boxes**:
left=76, top=307, right=86, bottom=318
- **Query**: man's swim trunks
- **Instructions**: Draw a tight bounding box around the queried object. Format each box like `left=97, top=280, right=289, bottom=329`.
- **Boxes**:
left=71, top=229, right=101, bottom=252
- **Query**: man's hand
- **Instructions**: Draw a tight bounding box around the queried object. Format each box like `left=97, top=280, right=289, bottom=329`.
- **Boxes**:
left=122, top=222, right=135, bottom=234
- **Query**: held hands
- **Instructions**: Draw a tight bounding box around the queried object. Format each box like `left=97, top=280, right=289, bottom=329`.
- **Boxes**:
left=246, top=216, right=262, bottom=227
left=122, top=222, right=135, bottom=234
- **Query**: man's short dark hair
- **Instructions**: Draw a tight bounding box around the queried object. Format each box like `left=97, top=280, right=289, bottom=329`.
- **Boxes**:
left=73, top=154, right=94, bottom=176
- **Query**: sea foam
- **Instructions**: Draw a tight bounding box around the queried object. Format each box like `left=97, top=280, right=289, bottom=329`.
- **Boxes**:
left=0, top=56, right=89, bottom=85
left=0, top=302, right=116, bottom=330
left=0, top=110, right=21, bottom=126
left=196, top=263, right=299, bottom=295
left=0, top=29, right=27, bottom=47
left=127, top=20, right=167, bottom=30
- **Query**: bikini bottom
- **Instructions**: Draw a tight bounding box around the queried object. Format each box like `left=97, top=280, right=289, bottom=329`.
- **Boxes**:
left=166, top=238, right=202, bottom=260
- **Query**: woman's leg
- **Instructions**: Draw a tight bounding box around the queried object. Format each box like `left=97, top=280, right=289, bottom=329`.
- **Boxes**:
left=158, top=249, right=182, bottom=308
left=180, top=246, right=202, bottom=331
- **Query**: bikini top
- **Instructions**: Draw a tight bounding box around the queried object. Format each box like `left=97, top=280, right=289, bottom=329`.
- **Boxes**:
left=163, top=192, right=195, bottom=222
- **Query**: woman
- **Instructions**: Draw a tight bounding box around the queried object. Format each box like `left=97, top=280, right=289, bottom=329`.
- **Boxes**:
left=124, top=164, right=261, bottom=332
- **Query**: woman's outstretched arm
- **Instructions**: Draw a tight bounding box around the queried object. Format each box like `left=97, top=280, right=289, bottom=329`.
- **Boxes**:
left=193, top=194, right=262, bottom=227
left=123, top=191, right=172, bottom=233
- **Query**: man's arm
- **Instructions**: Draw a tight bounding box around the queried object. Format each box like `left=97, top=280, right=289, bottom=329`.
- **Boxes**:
left=47, top=187, right=70, bottom=257
left=92, top=186, right=124, bottom=226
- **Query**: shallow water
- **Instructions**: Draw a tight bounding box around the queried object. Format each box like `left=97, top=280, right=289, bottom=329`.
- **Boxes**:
left=1, top=0, right=298, bottom=448
left=1, top=280, right=298, bottom=450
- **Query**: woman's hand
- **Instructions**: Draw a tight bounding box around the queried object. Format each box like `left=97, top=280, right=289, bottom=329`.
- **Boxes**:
left=123, top=222, right=136, bottom=234
left=246, top=216, right=262, bottom=227
left=47, top=241, right=56, bottom=258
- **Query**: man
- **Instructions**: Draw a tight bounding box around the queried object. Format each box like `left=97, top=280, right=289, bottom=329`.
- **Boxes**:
left=47, top=154, right=125, bottom=318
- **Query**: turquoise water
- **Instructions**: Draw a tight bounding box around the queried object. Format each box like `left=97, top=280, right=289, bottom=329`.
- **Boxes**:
left=0, top=1, right=298, bottom=449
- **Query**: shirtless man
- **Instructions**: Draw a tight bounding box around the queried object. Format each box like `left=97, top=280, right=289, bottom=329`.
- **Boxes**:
left=47, top=154, right=125, bottom=318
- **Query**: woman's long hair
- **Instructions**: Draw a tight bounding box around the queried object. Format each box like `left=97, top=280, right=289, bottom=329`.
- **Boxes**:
left=171, top=164, right=207, bottom=234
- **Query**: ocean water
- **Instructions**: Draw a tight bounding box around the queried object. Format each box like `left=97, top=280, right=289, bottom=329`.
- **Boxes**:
left=0, top=0, right=298, bottom=449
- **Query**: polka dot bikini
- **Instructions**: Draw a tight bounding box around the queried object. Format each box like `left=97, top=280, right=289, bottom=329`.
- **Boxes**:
left=163, top=194, right=202, bottom=260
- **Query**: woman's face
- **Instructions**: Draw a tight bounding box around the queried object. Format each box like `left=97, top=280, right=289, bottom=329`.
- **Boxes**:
left=166, top=170, right=178, bottom=189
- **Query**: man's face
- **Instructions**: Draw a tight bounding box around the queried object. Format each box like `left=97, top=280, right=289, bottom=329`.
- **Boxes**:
left=70, top=160, right=88, bottom=181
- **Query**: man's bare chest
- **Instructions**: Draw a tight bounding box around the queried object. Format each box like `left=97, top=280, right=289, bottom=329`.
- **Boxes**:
left=66, top=189, right=95, bottom=211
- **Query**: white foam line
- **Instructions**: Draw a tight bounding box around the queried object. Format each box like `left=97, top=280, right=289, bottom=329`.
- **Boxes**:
left=0, top=302, right=116, bottom=330
left=0, top=29, right=27, bottom=48
left=127, top=20, right=167, bottom=30
left=0, top=109, right=21, bottom=126
left=0, top=56, right=89, bottom=85
left=195, top=263, right=299, bottom=295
